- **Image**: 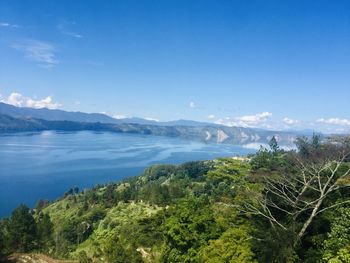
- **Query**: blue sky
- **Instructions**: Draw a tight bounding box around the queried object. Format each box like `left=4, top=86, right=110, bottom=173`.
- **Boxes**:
left=0, top=0, right=349, bottom=133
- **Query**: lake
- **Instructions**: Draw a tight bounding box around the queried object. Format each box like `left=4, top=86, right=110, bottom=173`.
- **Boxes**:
left=0, top=131, right=257, bottom=217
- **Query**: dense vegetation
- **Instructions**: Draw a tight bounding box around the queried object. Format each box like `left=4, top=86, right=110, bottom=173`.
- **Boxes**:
left=1, top=135, right=350, bottom=262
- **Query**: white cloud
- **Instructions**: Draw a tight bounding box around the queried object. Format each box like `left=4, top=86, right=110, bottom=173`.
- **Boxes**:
left=283, top=117, right=299, bottom=125
left=207, top=114, right=215, bottom=119
left=26, top=96, right=61, bottom=109
left=144, top=117, right=160, bottom=122
left=111, top=114, right=160, bottom=122
left=214, top=112, right=273, bottom=128
left=4, top=92, right=24, bottom=107
left=11, top=40, right=59, bottom=67
left=238, top=112, right=272, bottom=123
left=1, top=92, right=62, bottom=109
left=113, top=114, right=128, bottom=119
left=316, top=118, right=350, bottom=126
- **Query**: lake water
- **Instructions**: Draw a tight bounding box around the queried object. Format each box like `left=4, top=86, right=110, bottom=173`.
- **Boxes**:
left=0, top=131, right=257, bottom=217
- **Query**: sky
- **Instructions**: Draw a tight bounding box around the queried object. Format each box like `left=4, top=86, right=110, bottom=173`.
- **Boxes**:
left=0, top=0, right=349, bottom=133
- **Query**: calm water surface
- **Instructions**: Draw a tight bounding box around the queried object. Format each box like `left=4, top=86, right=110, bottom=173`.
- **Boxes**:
left=0, top=131, right=257, bottom=217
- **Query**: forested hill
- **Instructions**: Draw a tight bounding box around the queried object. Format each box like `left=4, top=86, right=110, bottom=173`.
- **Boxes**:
left=1, top=136, right=350, bottom=262
left=0, top=113, right=300, bottom=145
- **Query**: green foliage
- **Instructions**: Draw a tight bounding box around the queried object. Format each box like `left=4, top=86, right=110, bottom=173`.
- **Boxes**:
left=295, top=134, right=321, bottom=158
left=0, top=207, right=54, bottom=257
left=325, top=247, right=350, bottom=263
left=7, top=204, right=37, bottom=252
left=0, top=221, right=5, bottom=258
left=199, top=227, right=257, bottom=263
left=207, top=158, right=250, bottom=183
left=2, top=150, right=350, bottom=263
left=254, top=226, right=298, bottom=263
left=85, top=206, right=106, bottom=223
left=269, top=136, right=280, bottom=153
left=35, top=199, right=50, bottom=211
left=36, top=213, right=54, bottom=250
left=248, top=137, right=350, bottom=262
left=143, top=164, right=177, bottom=180
left=77, top=250, right=92, bottom=263
left=250, top=146, right=289, bottom=172
left=323, top=208, right=350, bottom=262
left=161, top=197, right=223, bottom=262
left=102, top=232, right=142, bottom=263
left=206, top=158, right=250, bottom=200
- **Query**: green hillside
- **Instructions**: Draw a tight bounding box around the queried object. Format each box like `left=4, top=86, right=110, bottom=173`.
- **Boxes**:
left=1, top=136, right=350, bottom=262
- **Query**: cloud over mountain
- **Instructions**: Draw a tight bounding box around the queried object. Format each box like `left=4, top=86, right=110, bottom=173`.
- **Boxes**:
left=317, top=118, right=350, bottom=126
left=215, top=112, right=273, bottom=128
left=1, top=92, right=62, bottom=109
left=283, top=117, right=299, bottom=125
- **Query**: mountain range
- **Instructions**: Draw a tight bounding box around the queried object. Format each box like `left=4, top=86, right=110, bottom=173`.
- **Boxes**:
left=0, top=102, right=308, bottom=145
left=0, top=102, right=213, bottom=126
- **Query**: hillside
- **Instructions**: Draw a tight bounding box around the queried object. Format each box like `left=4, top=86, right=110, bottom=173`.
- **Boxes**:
left=1, top=136, right=350, bottom=262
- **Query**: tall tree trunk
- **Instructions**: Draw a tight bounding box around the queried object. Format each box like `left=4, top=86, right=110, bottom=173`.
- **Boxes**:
left=294, top=198, right=323, bottom=247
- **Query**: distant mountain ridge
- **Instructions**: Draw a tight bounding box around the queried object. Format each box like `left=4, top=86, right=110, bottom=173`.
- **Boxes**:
left=0, top=113, right=298, bottom=145
left=0, top=102, right=212, bottom=127
left=0, top=102, right=121, bottom=123
left=1, top=102, right=320, bottom=145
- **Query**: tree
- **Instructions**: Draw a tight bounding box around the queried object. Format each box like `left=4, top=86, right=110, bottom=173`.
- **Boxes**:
left=73, top=186, right=80, bottom=194
left=102, top=232, right=141, bottom=263
left=323, top=207, right=350, bottom=262
left=269, top=136, right=279, bottom=153
left=162, top=197, right=221, bottom=262
left=199, top=227, right=257, bottom=263
left=35, top=199, right=49, bottom=211
left=8, top=204, right=37, bottom=252
left=324, top=247, right=350, bottom=263
left=241, top=138, right=350, bottom=247
left=295, top=134, right=321, bottom=158
left=37, top=213, right=54, bottom=249
left=0, top=221, right=5, bottom=257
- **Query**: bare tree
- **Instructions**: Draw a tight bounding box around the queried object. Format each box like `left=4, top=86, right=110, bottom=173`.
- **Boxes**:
left=242, top=138, right=350, bottom=247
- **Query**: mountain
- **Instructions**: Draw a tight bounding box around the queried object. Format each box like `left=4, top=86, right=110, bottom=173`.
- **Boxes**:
left=0, top=103, right=213, bottom=127
left=0, top=113, right=298, bottom=145
left=0, top=114, right=46, bottom=131
left=0, top=103, right=314, bottom=145
left=161, top=119, right=217, bottom=127
left=0, top=102, right=121, bottom=124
